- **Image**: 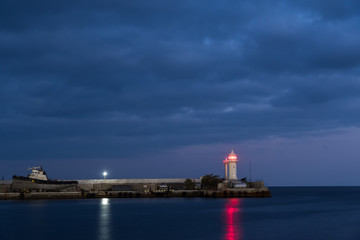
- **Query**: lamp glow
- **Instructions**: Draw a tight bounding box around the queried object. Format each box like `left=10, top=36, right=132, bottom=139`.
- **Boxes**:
left=103, top=171, right=108, bottom=179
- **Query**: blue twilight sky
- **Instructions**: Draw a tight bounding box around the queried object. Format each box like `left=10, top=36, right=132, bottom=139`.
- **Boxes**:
left=1, top=1, right=360, bottom=185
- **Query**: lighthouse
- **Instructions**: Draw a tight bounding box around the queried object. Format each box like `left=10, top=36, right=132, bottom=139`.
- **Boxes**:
left=223, top=150, right=238, bottom=181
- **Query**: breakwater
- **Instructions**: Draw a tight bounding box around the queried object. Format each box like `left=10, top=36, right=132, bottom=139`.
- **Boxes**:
left=0, top=188, right=270, bottom=200
left=0, top=179, right=271, bottom=200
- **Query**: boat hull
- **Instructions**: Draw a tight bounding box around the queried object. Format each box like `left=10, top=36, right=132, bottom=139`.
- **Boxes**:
left=12, top=176, right=78, bottom=192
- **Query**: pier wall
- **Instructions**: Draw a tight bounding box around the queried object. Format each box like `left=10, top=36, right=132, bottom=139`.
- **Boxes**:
left=0, top=179, right=271, bottom=199
left=77, top=178, right=199, bottom=192
left=0, top=178, right=200, bottom=193
left=0, top=180, right=12, bottom=193
left=77, top=178, right=199, bottom=184
left=0, top=187, right=271, bottom=200
left=246, top=181, right=264, bottom=188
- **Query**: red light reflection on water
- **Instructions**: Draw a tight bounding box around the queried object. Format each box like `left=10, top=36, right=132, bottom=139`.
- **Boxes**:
left=223, top=198, right=243, bottom=240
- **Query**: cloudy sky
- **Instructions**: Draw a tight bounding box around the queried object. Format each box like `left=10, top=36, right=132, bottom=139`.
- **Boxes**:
left=1, top=1, right=360, bottom=185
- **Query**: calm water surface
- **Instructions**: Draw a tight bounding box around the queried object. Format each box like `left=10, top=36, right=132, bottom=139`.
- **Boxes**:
left=1, top=187, right=360, bottom=240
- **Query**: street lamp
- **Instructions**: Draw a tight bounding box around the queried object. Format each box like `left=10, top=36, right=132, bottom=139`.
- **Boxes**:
left=103, top=171, right=108, bottom=180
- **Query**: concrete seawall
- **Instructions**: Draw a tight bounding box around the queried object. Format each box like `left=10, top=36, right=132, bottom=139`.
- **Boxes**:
left=0, top=188, right=270, bottom=200
left=0, top=192, right=83, bottom=200
left=0, top=179, right=271, bottom=200
left=77, top=178, right=200, bottom=184
left=76, top=178, right=199, bottom=192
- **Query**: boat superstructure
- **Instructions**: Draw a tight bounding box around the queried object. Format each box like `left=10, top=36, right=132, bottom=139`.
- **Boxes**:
left=27, top=166, right=48, bottom=181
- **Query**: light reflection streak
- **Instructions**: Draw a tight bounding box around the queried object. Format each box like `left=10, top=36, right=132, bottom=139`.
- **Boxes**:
left=98, top=198, right=111, bottom=240
left=223, top=198, right=243, bottom=240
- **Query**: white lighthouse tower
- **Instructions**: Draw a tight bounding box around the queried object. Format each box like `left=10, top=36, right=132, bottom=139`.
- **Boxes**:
left=223, top=150, right=238, bottom=181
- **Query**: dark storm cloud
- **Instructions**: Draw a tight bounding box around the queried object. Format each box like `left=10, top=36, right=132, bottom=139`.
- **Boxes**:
left=1, top=0, right=360, bottom=162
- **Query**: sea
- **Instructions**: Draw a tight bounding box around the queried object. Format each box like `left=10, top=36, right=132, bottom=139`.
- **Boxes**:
left=1, top=187, right=360, bottom=240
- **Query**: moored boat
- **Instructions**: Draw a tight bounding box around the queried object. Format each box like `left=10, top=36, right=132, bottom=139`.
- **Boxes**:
left=12, top=166, right=77, bottom=191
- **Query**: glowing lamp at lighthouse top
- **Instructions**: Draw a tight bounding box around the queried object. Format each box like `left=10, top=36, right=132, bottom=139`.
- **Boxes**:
left=228, top=150, right=238, bottom=162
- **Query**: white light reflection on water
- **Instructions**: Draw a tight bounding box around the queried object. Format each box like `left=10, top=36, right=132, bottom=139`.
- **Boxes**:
left=223, top=198, right=243, bottom=240
left=102, top=198, right=109, bottom=205
left=98, top=198, right=111, bottom=240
